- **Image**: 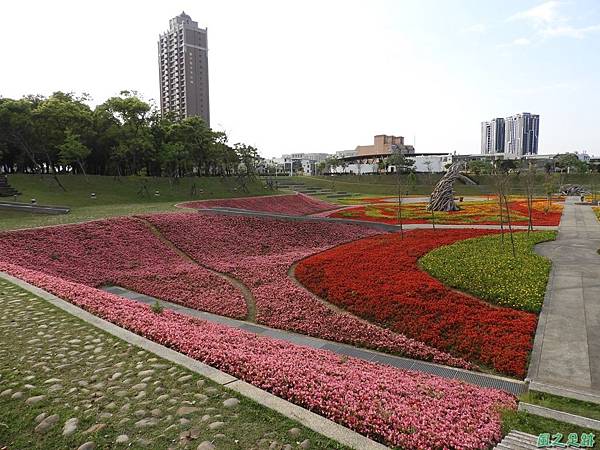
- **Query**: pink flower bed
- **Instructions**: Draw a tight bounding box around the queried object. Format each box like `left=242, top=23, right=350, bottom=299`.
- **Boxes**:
left=143, top=213, right=472, bottom=369
left=0, top=261, right=516, bottom=450
left=179, top=193, right=338, bottom=215
left=0, top=218, right=247, bottom=319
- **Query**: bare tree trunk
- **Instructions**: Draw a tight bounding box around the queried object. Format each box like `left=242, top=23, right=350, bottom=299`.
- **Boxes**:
left=77, top=159, right=89, bottom=182
left=503, top=193, right=516, bottom=258
left=527, top=193, right=533, bottom=233
left=497, top=184, right=505, bottom=245
left=397, top=171, right=404, bottom=239
left=525, top=166, right=535, bottom=233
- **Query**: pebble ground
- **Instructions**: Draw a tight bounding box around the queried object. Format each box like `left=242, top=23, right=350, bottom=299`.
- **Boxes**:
left=0, top=279, right=347, bottom=450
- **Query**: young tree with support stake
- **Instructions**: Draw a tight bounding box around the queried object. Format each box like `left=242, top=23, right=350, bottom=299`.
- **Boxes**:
left=521, top=161, right=536, bottom=233
left=493, top=167, right=516, bottom=257
left=388, top=145, right=415, bottom=238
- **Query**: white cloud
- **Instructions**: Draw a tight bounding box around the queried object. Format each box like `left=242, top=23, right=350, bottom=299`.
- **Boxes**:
left=542, top=24, right=600, bottom=38
left=510, top=1, right=563, bottom=25
left=513, top=37, right=532, bottom=46
left=462, top=23, right=487, bottom=33
left=508, top=1, right=600, bottom=44
left=501, top=81, right=576, bottom=95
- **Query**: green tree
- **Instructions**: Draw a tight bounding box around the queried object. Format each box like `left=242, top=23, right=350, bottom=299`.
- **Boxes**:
left=97, top=91, right=153, bottom=175
left=555, top=153, right=587, bottom=173
left=499, top=159, right=517, bottom=173
left=0, top=98, right=40, bottom=172
left=543, top=173, right=561, bottom=211
left=315, top=160, right=327, bottom=175
left=168, top=116, right=212, bottom=175
left=233, top=143, right=260, bottom=192
left=59, top=129, right=91, bottom=177
left=324, top=155, right=340, bottom=174
left=468, top=159, right=494, bottom=175
left=33, top=92, right=93, bottom=174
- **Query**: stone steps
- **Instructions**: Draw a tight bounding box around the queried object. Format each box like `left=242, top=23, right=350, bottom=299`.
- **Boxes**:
left=0, top=175, right=21, bottom=197
left=494, top=430, right=538, bottom=449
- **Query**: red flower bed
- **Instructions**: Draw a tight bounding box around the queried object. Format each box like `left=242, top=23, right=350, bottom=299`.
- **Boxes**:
left=180, top=193, right=338, bottom=215
left=142, top=213, right=472, bottom=368
left=0, top=218, right=247, bottom=319
left=508, top=201, right=562, bottom=225
left=295, top=229, right=538, bottom=378
left=0, top=261, right=515, bottom=450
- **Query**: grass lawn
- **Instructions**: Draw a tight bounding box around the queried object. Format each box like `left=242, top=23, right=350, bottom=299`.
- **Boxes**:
left=291, top=174, right=600, bottom=196
left=0, top=278, right=346, bottom=449
left=501, top=409, right=597, bottom=440
left=420, top=231, right=556, bottom=313
left=0, top=174, right=279, bottom=231
left=521, top=391, right=600, bottom=422
left=281, top=175, right=492, bottom=196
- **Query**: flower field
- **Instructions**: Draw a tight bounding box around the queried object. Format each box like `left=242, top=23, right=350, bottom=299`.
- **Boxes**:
left=420, top=231, right=556, bottom=313
left=142, top=213, right=471, bottom=368
left=0, top=260, right=516, bottom=450
left=0, top=218, right=248, bottom=319
left=295, top=229, right=539, bottom=377
left=330, top=199, right=563, bottom=226
left=0, top=214, right=469, bottom=367
left=179, top=193, right=338, bottom=215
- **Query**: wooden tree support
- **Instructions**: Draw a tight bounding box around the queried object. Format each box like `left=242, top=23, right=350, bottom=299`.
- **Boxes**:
left=427, top=163, right=461, bottom=212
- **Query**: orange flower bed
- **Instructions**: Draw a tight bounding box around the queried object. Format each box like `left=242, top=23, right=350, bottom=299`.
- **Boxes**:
left=331, top=199, right=563, bottom=226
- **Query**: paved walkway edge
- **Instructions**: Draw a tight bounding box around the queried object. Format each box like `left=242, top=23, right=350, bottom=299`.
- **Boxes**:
left=102, top=285, right=526, bottom=395
left=0, top=271, right=389, bottom=450
left=518, top=402, right=600, bottom=430
left=525, top=263, right=555, bottom=383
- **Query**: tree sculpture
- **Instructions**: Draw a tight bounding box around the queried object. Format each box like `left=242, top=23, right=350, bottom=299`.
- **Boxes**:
left=559, top=184, right=590, bottom=196
left=427, top=163, right=462, bottom=211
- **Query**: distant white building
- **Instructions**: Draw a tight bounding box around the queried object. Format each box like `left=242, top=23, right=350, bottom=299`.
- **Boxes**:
left=412, top=154, right=453, bottom=173
left=329, top=154, right=453, bottom=174
left=276, top=153, right=329, bottom=176
left=574, top=151, right=591, bottom=162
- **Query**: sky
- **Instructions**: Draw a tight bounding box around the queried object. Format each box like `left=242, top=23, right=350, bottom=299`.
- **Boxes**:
left=1, top=0, right=599, bottom=158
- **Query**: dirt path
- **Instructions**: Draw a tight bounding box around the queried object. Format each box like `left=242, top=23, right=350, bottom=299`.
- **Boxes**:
left=137, top=217, right=258, bottom=323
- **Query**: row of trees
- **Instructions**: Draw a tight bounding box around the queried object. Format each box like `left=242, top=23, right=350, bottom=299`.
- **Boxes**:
left=0, top=91, right=260, bottom=180
left=315, top=153, right=416, bottom=176
left=467, top=153, right=593, bottom=176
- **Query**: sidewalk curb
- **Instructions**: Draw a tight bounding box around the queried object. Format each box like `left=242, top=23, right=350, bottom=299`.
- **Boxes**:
left=0, top=271, right=389, bottom=450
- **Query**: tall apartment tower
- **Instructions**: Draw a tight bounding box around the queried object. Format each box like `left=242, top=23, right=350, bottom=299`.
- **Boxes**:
left=158, top=12, right=210, bottom=125
left=480, top=118, right=505, bottom=154
left=504, top=113, right=539, bottom=158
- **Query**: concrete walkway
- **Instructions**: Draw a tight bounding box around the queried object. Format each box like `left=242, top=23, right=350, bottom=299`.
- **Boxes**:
left=102, top=285, right=526, bottom=395
left=529, top=197, right=600, bottom=403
